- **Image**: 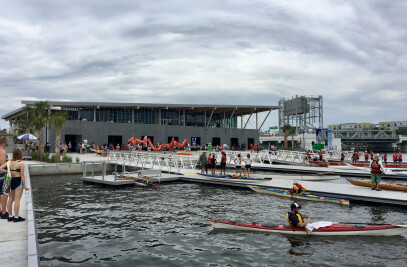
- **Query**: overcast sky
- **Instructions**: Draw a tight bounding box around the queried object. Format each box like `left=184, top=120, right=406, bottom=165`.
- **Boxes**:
left=1, top=0, right=406, bottom=130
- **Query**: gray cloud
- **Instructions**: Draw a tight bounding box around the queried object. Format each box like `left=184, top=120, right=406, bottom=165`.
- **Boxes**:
left=1, top=0, right=407, bottom=130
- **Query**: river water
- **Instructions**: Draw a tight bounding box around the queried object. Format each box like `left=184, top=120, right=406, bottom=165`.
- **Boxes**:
left=31, top=174, right=407, bottom=267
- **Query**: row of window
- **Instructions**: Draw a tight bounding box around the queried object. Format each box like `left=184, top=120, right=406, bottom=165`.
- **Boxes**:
left=62, top=107, right=238, bottom=128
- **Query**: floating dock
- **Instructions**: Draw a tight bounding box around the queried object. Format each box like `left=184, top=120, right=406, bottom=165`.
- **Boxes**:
left=231, top=162, right=407, bottom=180
left=181, top=175, right=407, bottom=206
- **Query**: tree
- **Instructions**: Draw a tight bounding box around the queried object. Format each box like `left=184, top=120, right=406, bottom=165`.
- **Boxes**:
left=282, top=124, right=292, bottom=149
left=290, top=127, right=296, bottom=150
left=12, top=105, right=35, bottom=136
left=50, top=111, right=68, bottom=157
left=32, top=101, right=49, bottom=155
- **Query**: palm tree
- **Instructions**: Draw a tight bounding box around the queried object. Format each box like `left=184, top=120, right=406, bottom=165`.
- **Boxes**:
left=32, top=101, right=49, bottom=155
left=50, top=111, right=68, bottom=157
left=290, top=127, right=296, bottom=150
left=12, top=105, right=35, bottom=135
left=282, top=124, right=292, bottom=149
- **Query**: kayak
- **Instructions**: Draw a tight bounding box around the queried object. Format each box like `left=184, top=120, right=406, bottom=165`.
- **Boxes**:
left=308, top=161, right=346, bottom=167
left=198, top=173, right=266, bottom=181
left=208, top=219, right=407, bottom=236
left=347, top=179, right=407, bottom=192
left=351, top=163, right=407, bottom=169
left=249, top=186, right=350, bottom=205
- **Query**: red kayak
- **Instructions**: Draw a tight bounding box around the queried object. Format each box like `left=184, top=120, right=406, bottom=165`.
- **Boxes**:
left=308, top=161, right=346, bottom=167
left=351, top=163, right=407, bottom=169
left=208, top=219, right=407, bottom=236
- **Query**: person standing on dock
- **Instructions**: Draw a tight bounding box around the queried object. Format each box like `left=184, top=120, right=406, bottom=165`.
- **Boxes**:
left=370, top=151, right=374, bottom=161
left=398, top=152, right=403, bottom=164
left=382, top=153, right=388, bottom=164
left=364, top=151, right=369, bottom=163
left=220, top=152, right=227, bottom=175
left=234, top=154, right=243, bottom=177
left=340, top=152, right=345, bottom=163
left=250, top=144, right=254, bottom=153
left=0, top=136, right=9, bottom=219
left=210, top=154, right=217, bottom=175
left=0, top=148, right=29, bottom=222
left=370, top=154, right=385, bottom=191
left=199, top=152, right=207, bottom=174
left=286, top=202, right=311, bottom=235
left=318, top=150, right=324, bottom=161
left=243, top=154, right=253, bottom=178
left=393, top=153, right=398, bottom=164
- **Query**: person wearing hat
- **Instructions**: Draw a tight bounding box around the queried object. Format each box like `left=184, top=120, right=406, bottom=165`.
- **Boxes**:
left=286, top=202, right=311, bottom=235
left=370, top=154, right=384, bottom=191
left=292, top=181, right=306, bottom=195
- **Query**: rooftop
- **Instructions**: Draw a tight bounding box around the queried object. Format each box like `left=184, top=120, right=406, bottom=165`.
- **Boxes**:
left=2, top=100, right=278, bottom=120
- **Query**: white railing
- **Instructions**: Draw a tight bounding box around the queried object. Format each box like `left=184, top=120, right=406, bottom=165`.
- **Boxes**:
left=108, top=151, right=199, bottom=173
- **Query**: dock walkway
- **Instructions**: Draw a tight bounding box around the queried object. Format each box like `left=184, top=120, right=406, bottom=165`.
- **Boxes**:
left=181, top=174, right=407, bottom=206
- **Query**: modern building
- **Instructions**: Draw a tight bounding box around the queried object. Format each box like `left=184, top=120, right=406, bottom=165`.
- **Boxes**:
left=2, top=100, right=278, bottom=152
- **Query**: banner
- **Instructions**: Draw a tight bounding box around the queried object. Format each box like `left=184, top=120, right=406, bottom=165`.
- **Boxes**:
left=327, top=129, right=333, bottom=150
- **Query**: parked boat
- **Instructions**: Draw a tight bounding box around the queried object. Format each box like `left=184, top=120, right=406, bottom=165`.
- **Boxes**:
left=249, top=186, right=349, bottom=205
left=208, top=219, right=407, bottom=236
left=347, top=179, right=407, bottom=192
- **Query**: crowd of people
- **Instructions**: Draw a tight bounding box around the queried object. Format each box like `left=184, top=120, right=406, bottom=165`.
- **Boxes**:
left=351, top=151, right=403, bottom=165
left=198, top=151, right=254, bottom=177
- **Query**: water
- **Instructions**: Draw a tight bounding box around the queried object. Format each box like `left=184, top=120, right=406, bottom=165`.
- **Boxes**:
left=32, top=174, right=407, bottom=267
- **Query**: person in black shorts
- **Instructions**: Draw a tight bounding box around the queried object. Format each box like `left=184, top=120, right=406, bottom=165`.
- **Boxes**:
left=220, top=151, right=227, bottom=175
left=210, top=155, right=217, bottom=175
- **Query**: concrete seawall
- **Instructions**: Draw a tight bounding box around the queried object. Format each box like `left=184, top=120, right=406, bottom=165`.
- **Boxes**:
left=28, top=162, right=114, bottom=176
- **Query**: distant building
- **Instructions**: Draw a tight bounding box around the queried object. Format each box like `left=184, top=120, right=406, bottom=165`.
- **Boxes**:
left=379, top=121, right=407, bottom=130
left=2, top=100, right=278, bottom=152
left=328, top=123, right=374, bottom=130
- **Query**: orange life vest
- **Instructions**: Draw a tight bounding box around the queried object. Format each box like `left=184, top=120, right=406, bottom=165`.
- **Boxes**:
left=371, top=160, right=381, bottom=174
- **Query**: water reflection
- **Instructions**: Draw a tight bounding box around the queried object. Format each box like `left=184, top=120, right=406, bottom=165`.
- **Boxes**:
left=287, top=237, right=313, bottom=256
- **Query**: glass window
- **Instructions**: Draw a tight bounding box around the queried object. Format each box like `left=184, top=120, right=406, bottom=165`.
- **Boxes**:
left=162, top=109, right=181, bottom=125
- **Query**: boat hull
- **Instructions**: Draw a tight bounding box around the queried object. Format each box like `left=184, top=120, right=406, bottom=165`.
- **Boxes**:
left=208, top=220, right=407, bottom=236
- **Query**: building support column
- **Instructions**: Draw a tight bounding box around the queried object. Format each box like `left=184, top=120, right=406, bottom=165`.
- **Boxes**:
left=258, top=109, right=273, bottom=132
left=243, top=108, right=255, bottom=130
left=183, top=110, right=186, bottom=126
left=132, top=108, right=134, bottom=123
left=256, top=112, right=258, bottom=130
left=94, top=108, right=96, bottom=122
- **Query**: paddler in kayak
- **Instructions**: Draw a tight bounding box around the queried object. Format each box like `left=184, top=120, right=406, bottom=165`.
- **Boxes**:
left=286, top=202, right=311, bottom=235
left=292, top=181, right=306, bottom=195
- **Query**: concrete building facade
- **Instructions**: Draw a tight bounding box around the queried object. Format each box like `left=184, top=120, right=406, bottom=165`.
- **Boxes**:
left=3, top=100, right=278, bottom=152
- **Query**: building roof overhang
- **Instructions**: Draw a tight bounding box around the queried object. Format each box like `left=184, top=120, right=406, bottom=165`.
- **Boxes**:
left=2, top=100, right=279, bottom=120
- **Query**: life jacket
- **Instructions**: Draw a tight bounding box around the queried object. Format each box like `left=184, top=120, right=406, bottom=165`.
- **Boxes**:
left=293, top=184, right=305, bottom=193
left=207, top=156, right=211, bottom=164
left=371, top=160, right=381, bottom=173
left=383, top=154, right=387, bottom=160
left=393, top=154, right=397, bottom=160
left=221, top=156, right=226, bottom=164
left=286, top=212, right=303, bottom=228
left=364, top=153, right=368, bottom=159
left=398, top=154, right=402, bottom=160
